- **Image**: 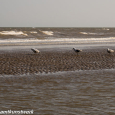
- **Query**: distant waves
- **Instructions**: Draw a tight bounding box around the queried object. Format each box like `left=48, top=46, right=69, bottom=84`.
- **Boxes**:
left=0, top=28, right=115, bottom=45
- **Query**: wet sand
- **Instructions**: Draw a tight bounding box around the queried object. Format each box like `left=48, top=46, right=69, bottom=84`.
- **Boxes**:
left=0, top=47, right=115, bottom=75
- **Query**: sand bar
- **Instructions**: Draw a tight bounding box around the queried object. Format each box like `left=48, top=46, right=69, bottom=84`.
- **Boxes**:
left=0, top=42, right=115, bottom=75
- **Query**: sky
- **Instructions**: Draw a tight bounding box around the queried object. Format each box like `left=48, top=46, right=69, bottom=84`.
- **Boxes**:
left=0, top=0, right=115, bottom=27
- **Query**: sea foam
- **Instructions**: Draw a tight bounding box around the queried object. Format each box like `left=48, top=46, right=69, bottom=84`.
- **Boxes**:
left=40, top=30, right=53, bottom=35
left=0, top=37, right=115, bottom=44
left=0, top=31, right=28, bottom=36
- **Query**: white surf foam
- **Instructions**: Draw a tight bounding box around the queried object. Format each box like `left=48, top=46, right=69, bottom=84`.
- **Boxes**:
left=41, top=37, right=115, bottom=43
left=0, top=38, right=38, bottom=43
left=80, top=32, right=88, bottom=35
left=30, top=31, right=37, bottom=33
left=102, top=28, right=109, bottom=30
left=0, top=31, right=28, bottom=36
left=0, top=37, right=115, bottom=44
left=40, top=30, right=53, bottom=35
left=80, top=32, right=104, bottom=35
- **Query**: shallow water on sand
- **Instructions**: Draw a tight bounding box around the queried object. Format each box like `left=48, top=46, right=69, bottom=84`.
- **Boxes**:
left=0, top=69, right=115, bottom=115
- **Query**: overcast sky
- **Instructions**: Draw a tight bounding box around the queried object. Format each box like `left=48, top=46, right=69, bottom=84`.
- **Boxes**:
left=0, top=0, right=115, bottom=27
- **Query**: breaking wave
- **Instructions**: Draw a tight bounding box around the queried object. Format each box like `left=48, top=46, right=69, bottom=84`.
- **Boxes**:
left=0, top=37, right=115, bottom=44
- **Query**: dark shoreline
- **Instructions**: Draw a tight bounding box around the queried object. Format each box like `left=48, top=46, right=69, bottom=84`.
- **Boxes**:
left=0, top=49, right=115, bottom=75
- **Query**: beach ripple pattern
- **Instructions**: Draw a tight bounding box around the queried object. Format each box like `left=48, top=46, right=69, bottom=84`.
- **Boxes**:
left=0, top=51, right=115, bottom=75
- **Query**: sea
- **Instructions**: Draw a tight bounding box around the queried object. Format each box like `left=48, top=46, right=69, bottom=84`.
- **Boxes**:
left=0, top=28, right=115, bottom=115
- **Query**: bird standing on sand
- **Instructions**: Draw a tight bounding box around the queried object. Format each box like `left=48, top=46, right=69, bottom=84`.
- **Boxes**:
left=107, top=48, right=114, bottom=53
left=73, top=48, right=82, bottom=54
left=31, top=48, right=40, bottom=53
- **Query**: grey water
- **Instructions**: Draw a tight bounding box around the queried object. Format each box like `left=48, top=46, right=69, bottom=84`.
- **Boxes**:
left=0, top=27, right=115, bottom=39
left=0, top=69, right=115, bottom=115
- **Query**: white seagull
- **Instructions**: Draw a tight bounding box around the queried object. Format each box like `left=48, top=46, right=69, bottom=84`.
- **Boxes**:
left=31, top=48, right=40, bottom=53
left=107, top=48, right=114, bottom=53
left=73, top=48, right=82, bottom=53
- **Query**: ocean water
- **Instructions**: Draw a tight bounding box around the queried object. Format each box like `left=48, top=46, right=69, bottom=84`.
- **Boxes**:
left=0, top=27, right=115, bottom=45
left=0, top=69, right=115, bottom=115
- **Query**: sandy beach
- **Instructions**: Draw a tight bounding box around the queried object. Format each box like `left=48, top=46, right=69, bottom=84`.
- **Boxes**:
left=0, top=28, right=115, bottom=75
left=0, top=44, right=115, bottom=75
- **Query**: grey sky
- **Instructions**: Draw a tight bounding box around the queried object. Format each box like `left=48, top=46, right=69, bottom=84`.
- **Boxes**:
left=0, top=0, right=115, bottom=27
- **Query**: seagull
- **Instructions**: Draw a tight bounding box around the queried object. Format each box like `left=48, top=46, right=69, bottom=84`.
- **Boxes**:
left=73, top=48, right=82, bottom=53
left=31, top=48, right=40, bottom=53
left=107, top=48, right=114, bottom=53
